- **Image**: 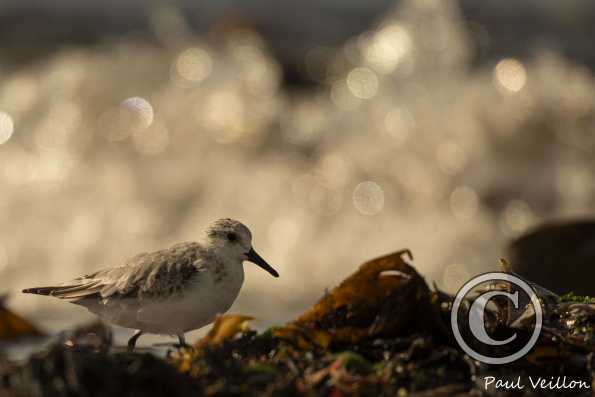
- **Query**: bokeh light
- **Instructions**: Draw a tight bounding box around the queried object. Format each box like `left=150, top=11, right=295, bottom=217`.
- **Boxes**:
left=121, top=97, right=154, bottom=128
left=2, top=0, right=595, bottom=336
left=494, top=58, right=527, bottom=93
left=174, top=47, right=212, bottom=83
left=346, top=67, right=379, bottom=99
left=449, top=186, right=479, bottom=221
left=500, top=199, right=534, bottom=236
left=353, top=181, right=385, bottom=215
left=0, top=111, right=15, bottom=144
left=364, top=23, right=412, bottom=73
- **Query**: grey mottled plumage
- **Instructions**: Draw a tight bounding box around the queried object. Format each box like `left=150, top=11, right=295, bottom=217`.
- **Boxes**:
left=23, top=219, right=279, bottom=349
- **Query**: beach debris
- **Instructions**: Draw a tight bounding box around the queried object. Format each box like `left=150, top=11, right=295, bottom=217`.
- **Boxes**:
left=61, top=321, right=113, bottom=353
left=4, top=344, right=196, bottom=397
left=199, top=314, right=255, bottom=347
left=0, top=295, right=45, bottom=342
left=273, top=250, right=448, bottom=349
left=2, top=249, right=595, bottom=396
left=167, top=250, right=469, bottom=395
left=172, top=314, right=255, bottom=374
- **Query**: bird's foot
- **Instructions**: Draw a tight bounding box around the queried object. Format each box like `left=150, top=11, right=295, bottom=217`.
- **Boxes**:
left=175, top=333, right=191, bottom=349
left=127, top=330, right=143, bottom=352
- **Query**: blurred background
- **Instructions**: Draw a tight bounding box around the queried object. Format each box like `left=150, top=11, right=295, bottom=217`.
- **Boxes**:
left=1, top=0, right=594, bottom=346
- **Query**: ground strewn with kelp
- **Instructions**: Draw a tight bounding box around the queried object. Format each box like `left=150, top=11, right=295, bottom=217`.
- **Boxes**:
left=1, top=251, right=594, bottom=396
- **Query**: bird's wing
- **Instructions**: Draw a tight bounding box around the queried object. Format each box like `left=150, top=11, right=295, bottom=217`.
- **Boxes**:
left=22, top=242, right=208, bottom=302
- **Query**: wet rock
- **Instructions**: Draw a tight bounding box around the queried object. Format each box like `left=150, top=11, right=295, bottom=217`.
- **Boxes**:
left=4, top=249, right=595, bottom=396
left=6, top=344, right=196, bottom=397
left=0, top=352, right=17, bottom=397
left=508, top=219, right=595, bottom=295
left=60, top=321, right=112, bottom=354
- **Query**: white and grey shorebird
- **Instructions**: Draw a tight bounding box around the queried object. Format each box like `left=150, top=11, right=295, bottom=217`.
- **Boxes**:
left=22, top=218, right=279, bottom=350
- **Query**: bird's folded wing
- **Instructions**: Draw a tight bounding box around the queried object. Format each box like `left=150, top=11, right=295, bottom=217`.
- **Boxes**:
left=39, top=242, right=207, bottom=301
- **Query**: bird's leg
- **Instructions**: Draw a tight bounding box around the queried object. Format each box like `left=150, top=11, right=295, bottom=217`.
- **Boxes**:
left=127, top=330, right=143, bottom=351
left=176, top=333, right=189, bottom=348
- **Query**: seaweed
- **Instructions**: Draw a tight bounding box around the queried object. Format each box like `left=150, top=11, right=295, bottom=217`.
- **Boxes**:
left=2, top=250, right=595, bottom=396
left=0, top=295, right=45, bottom=342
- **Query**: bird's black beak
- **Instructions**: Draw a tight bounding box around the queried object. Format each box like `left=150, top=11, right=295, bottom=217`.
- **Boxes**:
left=246, top=248, right=279, bottom=278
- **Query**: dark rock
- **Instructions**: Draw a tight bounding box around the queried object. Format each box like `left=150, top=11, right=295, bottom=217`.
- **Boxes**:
left=60, top=321, right=112, bottom=354
left=6, top=344, right=196, bottom=397
left=508, top=219, right=595, bottom=296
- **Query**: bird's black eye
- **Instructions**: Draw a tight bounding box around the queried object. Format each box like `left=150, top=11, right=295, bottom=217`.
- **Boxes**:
left=226, top=232, right=238, bottom=242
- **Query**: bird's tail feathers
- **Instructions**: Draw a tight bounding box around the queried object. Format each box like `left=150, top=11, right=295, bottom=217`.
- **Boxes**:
left=22, top=281, right=102, bottom=300
left=22, top=286, right=58, bottom=296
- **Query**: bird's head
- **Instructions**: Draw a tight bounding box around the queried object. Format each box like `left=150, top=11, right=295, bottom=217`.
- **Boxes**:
left=206, top=218, right=279, bottom=278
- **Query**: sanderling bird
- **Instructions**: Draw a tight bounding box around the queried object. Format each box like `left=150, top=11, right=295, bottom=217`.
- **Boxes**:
left=22, top=218, right=279, bottom=350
